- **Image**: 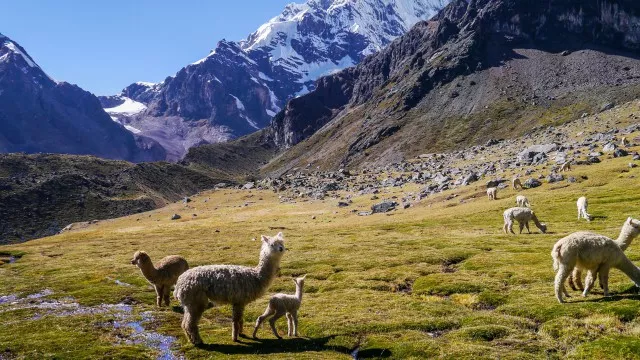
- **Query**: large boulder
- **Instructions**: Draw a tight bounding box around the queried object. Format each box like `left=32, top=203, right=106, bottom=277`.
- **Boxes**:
left=523, top=178, right=542, bottom=189
left=518, top=144, right=558, bottom=162
left=371, top=201, right=398, bottom=214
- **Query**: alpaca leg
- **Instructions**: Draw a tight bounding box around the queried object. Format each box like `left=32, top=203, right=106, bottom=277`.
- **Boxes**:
left=253, top=306, right=275, bottom=339
left=269, top=311, right=286, bottom=339
left=155, top=285, right=164, bottom=307
left=292, top=311, right=299, bottom=337
left=286, top=313, right=293, bottom=337
left=518, top=222, right=525, bottom=234
left=163, top=286, right=171, bottom=306
left=525, top=222, right=531, bottom=234
left=582, top=270, right=596, bottom=297
left=508, top=221, right=515, bottom=234
left=599, top=266, right=611, bottom=297
left=568, top=268, right=578, bottom=291
left=182, top=300, right=207, bottom=345
left=555, top=265, right=572, bottom=303
left=231, top=304, right=245, bottom=342
left=574, top=269, right=585, bottom=291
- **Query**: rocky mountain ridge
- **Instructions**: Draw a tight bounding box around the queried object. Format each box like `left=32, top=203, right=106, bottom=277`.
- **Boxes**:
left=102, top=0, right=449, bottom=160
left=0, top=33, right=165, bottom=162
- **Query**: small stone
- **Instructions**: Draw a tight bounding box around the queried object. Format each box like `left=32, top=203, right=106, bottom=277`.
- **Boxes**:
left=523, top=178, right=542, bottom=189
left=171, top=214, right=181, bottom=220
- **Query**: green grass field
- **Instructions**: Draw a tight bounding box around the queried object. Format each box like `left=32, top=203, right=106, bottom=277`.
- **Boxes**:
left=2, top=152, right=640, bottom=359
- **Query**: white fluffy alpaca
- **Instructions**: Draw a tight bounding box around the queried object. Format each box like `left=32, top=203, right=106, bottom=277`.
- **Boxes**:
left=552, top=218, right=640, bottom=303
left=577, top=196, right=592, bottom=221
left=253, top=275, right=306, bottom=339
left=569, top=217, right=640, bottom=291
left=516, top=195, right=530, bottom=208
left=503, top=207, right=547, bottom=234
left=487, top=187, right=497, bottom=200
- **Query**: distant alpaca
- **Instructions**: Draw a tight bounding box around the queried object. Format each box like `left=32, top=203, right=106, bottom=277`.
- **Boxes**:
left=487, top=187, right=497, bottom=200
left=516, top=195, right=530, bottom=208
left=568, top=217, right=640, bottom=291
left=174, top=233, right=286, bottom=344
left=622, top=137, right=629, bottom=147
left=552, top=218, right=640, bottom=303
left=503, top=207, right=547, bottom=234
left=577, top=196, right=592, bottom=221
left=253, top=275, right=306, bottom=339
left=560, top=162, right=572, bottom=172
left=512, top=178, right=523, bottom=190
left=131, top=251, right=189, bottom=307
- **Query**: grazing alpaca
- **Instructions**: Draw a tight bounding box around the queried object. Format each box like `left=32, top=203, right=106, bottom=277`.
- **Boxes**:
left=552, top=219, right=640, bottom=303
left=516, top=195, right=530, bottom=208
left=487, top=187, right=497, bottom=200
left=503, top=207, right=547, bottom=234
left=131, top=251, right=189, bottom=307
left=174, top=232, right=286, bottom=344
left=560, top=162, right=572, bottom=172
left=577, top=196, right=592, bottom=221
left=622, top=137, right=629, bottom=147
left=568, top=217, right=640, bottom=291
left=253, top=275, right=306, bottom=339
left=512, top=178, right=523, bottom=190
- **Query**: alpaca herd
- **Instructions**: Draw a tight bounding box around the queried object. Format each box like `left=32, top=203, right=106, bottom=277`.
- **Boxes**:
left=126, top=177, right=637, bottom=346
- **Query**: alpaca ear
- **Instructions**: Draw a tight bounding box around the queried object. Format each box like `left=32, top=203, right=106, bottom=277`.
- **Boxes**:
left=276, top=232, right=284, bottom=239
left=301, top=274, right=307, bottom=280
left=261, top=235, right=269, bottom=243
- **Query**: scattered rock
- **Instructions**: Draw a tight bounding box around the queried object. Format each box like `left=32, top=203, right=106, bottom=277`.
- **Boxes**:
left=523, top=178, right=542, bottom=189
left=546, top=173, right=564, bottom=183
left=183, top=197, right=191, bottom=204
left=170, top=214, right=181, bottom=220
left=603, top=143, right=617, bottom=152
left=242, top=182, right=255, bottom=190
left=371, top=201, right=398, bottom=214
left=614, top=148, right=629, bottom=158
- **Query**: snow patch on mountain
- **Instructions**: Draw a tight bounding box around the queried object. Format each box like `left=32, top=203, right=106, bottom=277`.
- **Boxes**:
left=104, top=97, right=147, bottom=115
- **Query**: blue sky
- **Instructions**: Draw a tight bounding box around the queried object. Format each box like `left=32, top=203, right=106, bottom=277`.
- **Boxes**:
left=3, top=0, right=293, bottom=95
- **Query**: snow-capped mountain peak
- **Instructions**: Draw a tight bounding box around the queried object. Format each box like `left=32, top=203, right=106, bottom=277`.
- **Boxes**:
left=0, top=35, right=55, bottom=83
left=104, top=0, right=450, bottom=161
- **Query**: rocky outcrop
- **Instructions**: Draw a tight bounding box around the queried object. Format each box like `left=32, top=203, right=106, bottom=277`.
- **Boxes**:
left=262, top=0, right=640, bottom=170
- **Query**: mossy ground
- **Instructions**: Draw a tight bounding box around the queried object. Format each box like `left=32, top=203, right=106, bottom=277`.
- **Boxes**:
left=3, top=147, right=640, bottom=359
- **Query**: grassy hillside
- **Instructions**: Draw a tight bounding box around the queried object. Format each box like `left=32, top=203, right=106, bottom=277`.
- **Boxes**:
left=2, top=144, right=640, bottom=358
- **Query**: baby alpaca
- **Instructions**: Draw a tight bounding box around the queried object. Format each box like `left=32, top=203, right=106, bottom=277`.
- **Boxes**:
left=516, top=195, right=530, bottom=208
left=576, top=196, right=592, bottom=221
left=503, top=207, right=547, bottom=234
left=552, top=221, right=640, bottom=303
left=131, top=251, right=189, bottom=307
left=487, top=187, right=498, bottom=200
left=174, top=232, right=286, bottom=345
left=512, top=178, right=523, bottom=190
left=253, top=275, right=306, bottom=339
left=568, top=217, right=640, bottom=291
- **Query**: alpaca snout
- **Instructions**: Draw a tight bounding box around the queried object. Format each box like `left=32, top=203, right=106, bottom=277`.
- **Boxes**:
left=130, top=259, right=136, bottom=265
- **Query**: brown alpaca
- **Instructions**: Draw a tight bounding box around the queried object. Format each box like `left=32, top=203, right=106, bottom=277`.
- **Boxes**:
left=131, top=251, right=189, bottom=307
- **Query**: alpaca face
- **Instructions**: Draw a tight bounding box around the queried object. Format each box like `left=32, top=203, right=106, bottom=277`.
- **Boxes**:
left=131, top=251, right=149, bottom=266
left=294, top=275, right=306, bottom=287
left=540, top=224, right=548, bottom=233
left=261, top=233, right=286, bottom=256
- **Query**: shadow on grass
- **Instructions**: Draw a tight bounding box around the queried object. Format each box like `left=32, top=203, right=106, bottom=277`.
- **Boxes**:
left=590, top=215, right=609, bottom=220
left=571, top=285, right=640, bottom=303
left=195, top=335, right=392, bottom=358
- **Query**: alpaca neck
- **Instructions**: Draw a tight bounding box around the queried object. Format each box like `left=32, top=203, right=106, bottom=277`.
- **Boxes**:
left=255, top=252, right=279, bottom=285
left=615, top=256, right=640, bottom=284
left=295, top=285, right=303, bottom=302
left=616, top=226, right=638, bottom=251
left=531, top=214, right=544, bottom=230
left=138, top=260, right=158, bottom=280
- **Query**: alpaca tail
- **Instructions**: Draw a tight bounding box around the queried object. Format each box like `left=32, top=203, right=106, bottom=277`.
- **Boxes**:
left=552, top=244, right=562, bottom=272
